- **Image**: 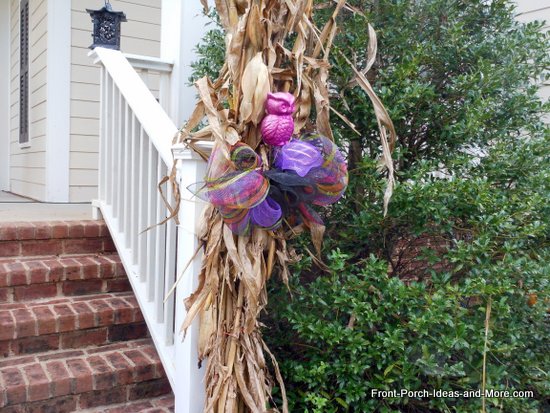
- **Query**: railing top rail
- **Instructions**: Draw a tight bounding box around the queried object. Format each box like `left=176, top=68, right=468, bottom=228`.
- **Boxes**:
left=90, top=47, right=176, bottom=167
left=124, top=53, right=174, bottom=73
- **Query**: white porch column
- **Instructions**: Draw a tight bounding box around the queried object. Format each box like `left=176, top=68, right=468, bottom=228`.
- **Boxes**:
left=161, top=0, right=210, bottom=125
left=172, top=143, right=208, bottom=413
left=0, top=0, right=10, bottom=191
left=45, top=0, right=71, bottom=202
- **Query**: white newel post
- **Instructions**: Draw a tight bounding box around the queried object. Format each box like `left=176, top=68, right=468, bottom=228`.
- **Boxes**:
left=172, top=143, right=208, bottom=413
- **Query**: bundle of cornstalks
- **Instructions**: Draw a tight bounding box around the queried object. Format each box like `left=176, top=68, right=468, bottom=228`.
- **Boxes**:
left=170, top=0, right=396, bottom=411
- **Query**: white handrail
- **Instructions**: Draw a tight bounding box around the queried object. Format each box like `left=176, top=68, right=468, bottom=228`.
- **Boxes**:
left=91, top=48, right=175, bottom=166
left=91, top=47, right=208, bottom=413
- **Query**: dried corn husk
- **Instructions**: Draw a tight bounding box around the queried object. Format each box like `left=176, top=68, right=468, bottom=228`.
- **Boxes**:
left=164, top=1, right=397, bottom=412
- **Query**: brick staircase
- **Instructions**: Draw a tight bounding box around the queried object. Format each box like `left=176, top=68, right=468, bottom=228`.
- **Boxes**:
left=0, top=220, right=174, bottom=412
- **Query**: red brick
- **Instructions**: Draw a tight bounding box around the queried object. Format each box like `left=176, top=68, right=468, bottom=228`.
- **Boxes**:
left=51, top=222, right=69, bottom=239
left=26, top=261, right=49, bottom=284
left=0, top=338, right=11, bottom=357
left=33, top=223, right=52, bottom=240
left=0, top=243, right=20, bottom=257
left=104, top=400, right=154, bottom=412
left=77, top=256, right=101, bottom=278
left=6, top=263, right=27, bottom=286
left=0, top=223, right=18, bottom=241
left=66, top=358, right=93, bottom=393
left=14, top=334, right=60, bottom=355
left=26, top=395, right=77, bottom=413
left=45, top=361, right=71, bottom=397
left=0, top=303, right=25, bottom=310
left=153, top=395, right=175, bottom=408
left=109, top=298, right=135, bottom=324
left=98, top=223, right=110, bottom=237
left=0, top=355, right=35, bottom=369
left=63, top=238, right=103, bottom=255
left=128, top=378, right=171, bottom=401
left=104, top=351, right=133, bottom=386
left=22, top=363, right=51, bottom=401
left=42, top=259, right=64, bottom=282
left=0, top=287, right=9, bottom=303
left=0, top=403, right=24, bottom=413
left=103, top=238, right=117, bottom=253
left=87, top=341, right=135, bottom=354
left=88, top=299, right=114, bottom=326
left=38, top=349, right=83, bottom=362
left=62, top=279, right=103, bottom=296
left=0, top=263, right=8, bottom=288
left=106, top=279, right=130, bottom=293
left=21, top=240, right=63, bottom=257
left=13, top=283, right=57, bottom=302
left=83, top=221, right=101, bottom=237
left=79, top=386, right=127, bottom=409
left=61, top=328, right=107, bottom=349
left=68, top=223, right=85, bottom=238
left=108, top=323, right=147, bottom=342
left=12, top=308, right=36, bottom=338
left=2, top=367, right=26, bottom=405
left=53, top=304, right=76, bottom=333
left=94, top=256, right=116, bottom=277
left=88, top=355, right=114, bottom=390
left=61, top=258, right=82, bottom=280
left=16, top=224, right=35, bottom=240
left=124, top=349, right=156, bottom=382
left=71, top=302, right=95, bottom=329
left=31, top=307, right=56, bottom=335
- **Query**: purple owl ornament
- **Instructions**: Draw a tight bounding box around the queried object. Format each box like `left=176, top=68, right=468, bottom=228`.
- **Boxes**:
left=260, top=92, right=295, bottom=146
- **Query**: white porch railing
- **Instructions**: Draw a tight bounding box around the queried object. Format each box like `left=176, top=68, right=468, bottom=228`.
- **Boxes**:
left=90, top=47, right=208, bottom=413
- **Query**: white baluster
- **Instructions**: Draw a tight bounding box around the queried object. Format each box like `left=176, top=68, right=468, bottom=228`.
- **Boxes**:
left=138, top=128, right=147, bottom=281
left=164, top=181, right=177, bottom=345
left=130, top=113, right=138, bottom=263
left=146, top=141, right=158, bottom=301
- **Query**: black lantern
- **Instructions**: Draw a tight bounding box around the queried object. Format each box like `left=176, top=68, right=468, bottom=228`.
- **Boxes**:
left=86, top=1, right=127, bottom=50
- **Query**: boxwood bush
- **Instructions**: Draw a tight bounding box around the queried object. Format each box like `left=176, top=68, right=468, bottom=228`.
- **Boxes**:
left=190, top=1, right=549, bottom=411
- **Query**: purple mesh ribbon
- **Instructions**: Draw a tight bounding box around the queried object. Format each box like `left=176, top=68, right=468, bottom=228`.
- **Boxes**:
left=274, top=140, right=323, bottom=177
left=250, top=197, right=282, bottom=229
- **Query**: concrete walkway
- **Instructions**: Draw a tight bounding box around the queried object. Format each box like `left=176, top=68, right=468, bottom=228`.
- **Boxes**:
left=0, top=191, right=93, bottom=222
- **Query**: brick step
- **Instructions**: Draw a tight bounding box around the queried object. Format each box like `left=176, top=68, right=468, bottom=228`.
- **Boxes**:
left=0, top=339, right=170, bottom=412
left=0, top=293, right=146, bottom=357
left=82, top=394, right=174, bottom=412
left=0, top=221, right=115, bottom=258
left=0, top=253, right=130, bottom=303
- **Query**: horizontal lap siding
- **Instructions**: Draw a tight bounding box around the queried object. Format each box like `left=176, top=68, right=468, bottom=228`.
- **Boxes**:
left=9, top=0, right=47, bottom=201
left=69, top=0, right=162, bottom=202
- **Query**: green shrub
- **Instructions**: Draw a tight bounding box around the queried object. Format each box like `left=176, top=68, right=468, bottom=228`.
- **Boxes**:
left=190, top=1, right=550, bottom=411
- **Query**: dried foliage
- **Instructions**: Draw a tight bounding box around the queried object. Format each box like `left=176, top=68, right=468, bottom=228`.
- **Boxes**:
left=169, top=1, right=396, bottom=411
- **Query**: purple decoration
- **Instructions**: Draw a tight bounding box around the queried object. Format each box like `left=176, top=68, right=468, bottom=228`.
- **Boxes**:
left=260, top=92, right=295, bottom=146
left=274, top=140, right=323, bottom=177
left=250, top=197, right=282, bottom=229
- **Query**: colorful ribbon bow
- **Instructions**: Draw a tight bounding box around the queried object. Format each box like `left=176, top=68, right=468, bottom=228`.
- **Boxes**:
left=195, top=134, right=348, bottom=235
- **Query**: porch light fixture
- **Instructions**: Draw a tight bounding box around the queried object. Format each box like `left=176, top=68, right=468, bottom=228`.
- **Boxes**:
left=87, top=0, right=127, bottom=50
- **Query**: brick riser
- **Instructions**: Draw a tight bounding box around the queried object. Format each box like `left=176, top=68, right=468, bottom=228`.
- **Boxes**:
left=0, top=254, right=130, bottom=303
left=0, top=340, right=170, bottom=413
left=0, top=292, right=147, bottom=357
left=0, top=221, right=174, bottom=412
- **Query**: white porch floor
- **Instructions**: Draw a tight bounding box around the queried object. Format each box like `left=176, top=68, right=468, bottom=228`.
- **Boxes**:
left=0, top=191, right=93, bottom=222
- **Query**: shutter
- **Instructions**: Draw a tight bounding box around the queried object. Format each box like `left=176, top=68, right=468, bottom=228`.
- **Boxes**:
left=19, top=0, right=29, bottom=145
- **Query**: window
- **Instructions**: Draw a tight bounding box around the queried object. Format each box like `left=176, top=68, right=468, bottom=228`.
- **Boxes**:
left=19, top=0, right=29, bottom=146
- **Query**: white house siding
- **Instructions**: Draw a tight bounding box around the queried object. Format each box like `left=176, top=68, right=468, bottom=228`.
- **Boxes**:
left=515, top=0, right=550, bottom=101
left=9, top=0, right=48, bottom=201
left=69, top=0, right=162, bottom=202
